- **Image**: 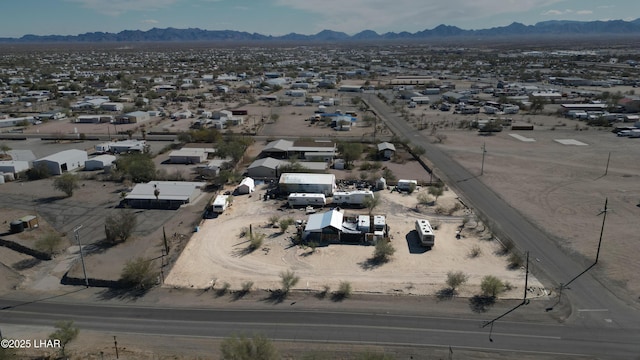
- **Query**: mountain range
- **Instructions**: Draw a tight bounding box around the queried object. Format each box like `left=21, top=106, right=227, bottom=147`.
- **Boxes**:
left=2, top=19, right=640, bottom=43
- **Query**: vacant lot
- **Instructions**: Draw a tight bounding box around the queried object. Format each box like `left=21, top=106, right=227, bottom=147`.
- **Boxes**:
left=414, top=109, right=640, bottom=299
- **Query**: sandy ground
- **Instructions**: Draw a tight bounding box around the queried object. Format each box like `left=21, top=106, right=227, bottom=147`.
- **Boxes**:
left=408, top=108, right=640, bottom=299
left=165, top=185, right=545, bottom=299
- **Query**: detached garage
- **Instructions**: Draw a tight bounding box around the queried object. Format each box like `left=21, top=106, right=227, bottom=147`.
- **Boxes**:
left=169, top=148, right=207, bottom=164
left=85, top=155, right=116, bottom=171
left=33, top=149, right=88, bottom=175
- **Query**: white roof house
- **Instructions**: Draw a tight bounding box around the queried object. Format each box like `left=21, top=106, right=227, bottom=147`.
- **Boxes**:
left=305, top=209, right=344, bottom=233
left=124, top=181, right=205, bottom=209
left=85, top=155, right=116, bottom=171
left=33, top=149, right=88, bottom=175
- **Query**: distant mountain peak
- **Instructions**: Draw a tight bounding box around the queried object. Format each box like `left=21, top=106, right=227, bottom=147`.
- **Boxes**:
left=1, top=18, right=639, bottom=43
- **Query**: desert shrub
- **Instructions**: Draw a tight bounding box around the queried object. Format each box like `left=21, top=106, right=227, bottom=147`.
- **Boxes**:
left=35, top=231, right=63, bottom=255
left=373, top=240, right=395, bottom=263
left=468, top=245, right=482, bottom=258
left=447, top=203, right=462, bottom=215
left=446, top=271, right=468, bottom=292
left=120, top=257, right=157, bottom=290
left=248, top=232, right=266, bottom=251
left=241, top=281, right=254, bottom=293
left=280, top=269, right=300, bottom=294
left=480, top=275, right=505, bottom=297
left=430, top=220, right=442, bottom=230
left=268, top=215, right=280, bottom=227
left=508, top=253, right=523, bottom=269
left=333, top=281, right=352, bottom=300
left=220, top=334, right=279, bottom=360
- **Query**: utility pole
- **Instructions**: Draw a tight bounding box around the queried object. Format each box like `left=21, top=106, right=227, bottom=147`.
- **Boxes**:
left=480, top=142, right=487, bottom=176
left=73, top=225, right=89, bottom=288
left=113, top=336, right=119, bottom=359
left=604, top=152, right=611, bottom=176
left=595, top=198, right=609, bottom=264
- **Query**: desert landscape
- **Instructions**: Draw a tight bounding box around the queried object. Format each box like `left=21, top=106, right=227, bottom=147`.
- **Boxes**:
left=165, top=185, right=545, bottom=299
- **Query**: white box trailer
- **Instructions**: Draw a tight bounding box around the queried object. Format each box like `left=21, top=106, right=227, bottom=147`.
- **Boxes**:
left=332, top=190, right=374, bottom=207
left=396, top=179, right=418, bottom=192
left=212, top=195, right=230, bottom=213
left=288, top=193, right=326, bottom=207
left=415, top=219, right=435, bottom=248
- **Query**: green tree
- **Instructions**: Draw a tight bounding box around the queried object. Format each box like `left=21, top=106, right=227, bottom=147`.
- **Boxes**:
left=0, top=143, right=11, bottom=157
left=280, top=269, right=300, bottom=294
left=49, top=320, right=79, bottom=358
left=373, top=240, right=395, bottom=263
left=114, top=153, right=156, bottom=183
left=338, top=142, right=363, bottom=169
left=120, top=256, right=157, bottom=290
left=363, top=193, right=380, bottom=215
left=480, top=275, right=505, bottom=297
left=105, top=209, right=137, bottom=243
left=428, top=185, right=444, bottom=202
left=220, top=334, right=279, bottom=360
left=529, top=96, right=547, bottom=114
left=53, top=172, right=79, bottom=197
left=446, top=271, right=468, bottom=292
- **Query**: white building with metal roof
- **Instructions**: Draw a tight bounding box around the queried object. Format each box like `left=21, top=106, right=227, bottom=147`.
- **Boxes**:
left=85, top=155, right=116, bottom=171
left=124, top=181, right=205, bottom=209
left=279, top=173, right=336, bottom=196
left=33, top=149, right=88, bottom=175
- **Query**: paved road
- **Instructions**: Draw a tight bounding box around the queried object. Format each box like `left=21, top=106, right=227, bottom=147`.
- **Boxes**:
left=363, top=93, right=640, bottom=329
left=1, top=298, right=639, bottom=358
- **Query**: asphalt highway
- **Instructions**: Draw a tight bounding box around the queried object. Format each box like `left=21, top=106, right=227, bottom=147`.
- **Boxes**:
left=1, top=299, right=639, bottom=358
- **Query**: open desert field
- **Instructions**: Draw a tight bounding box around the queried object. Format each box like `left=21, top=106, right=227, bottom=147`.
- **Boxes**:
left=412, top=108, right=640, bottom=299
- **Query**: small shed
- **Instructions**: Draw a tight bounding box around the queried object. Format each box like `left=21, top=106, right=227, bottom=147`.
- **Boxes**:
left=377, top=142, right=396, bottom=160
left=236, top=177, right=255, bottom=195
left=19, top=215, right=39, bottom=229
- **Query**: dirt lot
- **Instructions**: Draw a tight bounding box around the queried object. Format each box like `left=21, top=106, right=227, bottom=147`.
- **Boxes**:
left=409, top=106, right=640, bottom=299
left=165, top=184, right=545, bottom=299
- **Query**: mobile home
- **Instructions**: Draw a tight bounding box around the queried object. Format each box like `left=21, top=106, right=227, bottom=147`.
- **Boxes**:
left=332, top=190, right=374, bottom=207
left=212, top=195, right=230, bottom=213
left=415, top=219, right=435, bottom=248
left=288, top=193, right=326, bottom=207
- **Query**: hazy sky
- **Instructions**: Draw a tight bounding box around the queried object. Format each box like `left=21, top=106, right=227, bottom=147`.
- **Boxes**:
left=0, top=0, right=638, bottom=38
